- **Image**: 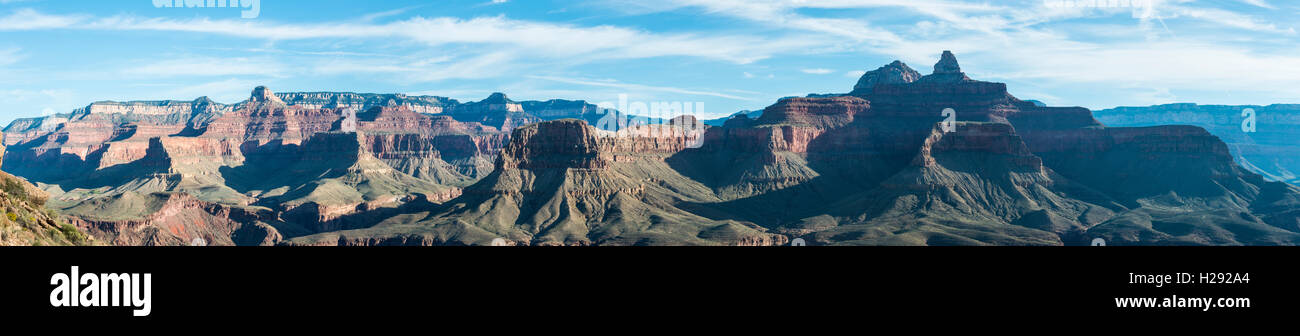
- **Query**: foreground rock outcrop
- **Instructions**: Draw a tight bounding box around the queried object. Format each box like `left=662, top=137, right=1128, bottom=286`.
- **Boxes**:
left=0, top=143, right=96, bottom=246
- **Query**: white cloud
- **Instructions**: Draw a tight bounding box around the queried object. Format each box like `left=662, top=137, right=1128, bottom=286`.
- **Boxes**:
left=1240, top=0, right=1274, bottom=9
left=122, top=57, right=288, bottom=78
left=0, top=8, right=84, bottom=30
left=0, top=88, right=79, bottom=118
left=157, top=78, right=265, bottom=103
left=528, top=75, right=755, bottom=101
left=0, top=10, right=819, bottom=65
left=0, top=47, right=21, bottom=66
left=3, top=1, right=1299, bottom=112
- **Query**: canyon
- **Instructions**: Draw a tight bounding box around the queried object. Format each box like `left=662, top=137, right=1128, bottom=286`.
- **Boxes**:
left=4, top=51, right=1299, bottom=245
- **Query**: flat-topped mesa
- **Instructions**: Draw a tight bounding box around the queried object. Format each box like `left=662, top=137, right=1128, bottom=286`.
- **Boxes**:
left=249, top=86, right=286, bottom=106
left=499, top=119, right=608, bottom=170
left=354, top=105, right=501, bottom=136
left=81, top=100, right=202, bottom=116
left=276, top=92, right=456, bottom=114
left=499, top=119, right=698, bottom=170
left=480, top=92, right=524, bottom=112
left=520, top=99, right=603, bottom=119
left=450, top=93, right=541, bottom=130
left=755, top=96, right=870, bottom=128
left=849, top=60, right=922, bottom=96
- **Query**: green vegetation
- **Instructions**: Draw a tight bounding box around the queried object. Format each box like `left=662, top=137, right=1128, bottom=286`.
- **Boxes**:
left=0, top=170, right=95, bottom=246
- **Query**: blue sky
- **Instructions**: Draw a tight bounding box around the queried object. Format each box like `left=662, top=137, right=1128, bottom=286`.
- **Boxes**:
left=1, top=0, right=1298, bottom=124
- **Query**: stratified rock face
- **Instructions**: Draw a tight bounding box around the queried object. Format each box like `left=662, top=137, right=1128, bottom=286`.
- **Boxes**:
left=500, top=119, right=607, bottom=170
left=250, top=86, right=284, bottom=105
left=757, top=96, right=869, bottom=129
left=911, top=122, right=1043, bottom=171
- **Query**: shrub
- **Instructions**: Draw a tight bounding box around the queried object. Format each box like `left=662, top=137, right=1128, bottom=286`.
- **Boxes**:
left=1, top=178, right=24, bottom=199
left=60, top=223, right=86, bottom=244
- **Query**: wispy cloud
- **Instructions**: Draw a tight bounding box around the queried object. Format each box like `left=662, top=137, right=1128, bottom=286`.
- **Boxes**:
left=1, top=0, right=1299, bottom=121
left=121, top=57, right=288, bottom=78
left=0, top=9, right=816, bottom=64
left=0, top=47, right=22, bottom=66
left=0, top=8, right=83, bottom=30
left=157, top=78, right=265, bottom=104
left=1240, top=0, right=1274, bottom=9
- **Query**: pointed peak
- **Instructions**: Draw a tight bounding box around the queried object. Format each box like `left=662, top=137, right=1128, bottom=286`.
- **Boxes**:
left=484, top=92, right=512, bottom=103
left=934, top=50, right=961, bottom=74
left=850, top=59, right=922, bottom=95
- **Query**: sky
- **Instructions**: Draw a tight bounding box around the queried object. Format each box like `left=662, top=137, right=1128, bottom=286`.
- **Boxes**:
left=0, top=0, right=1298, bottom=124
